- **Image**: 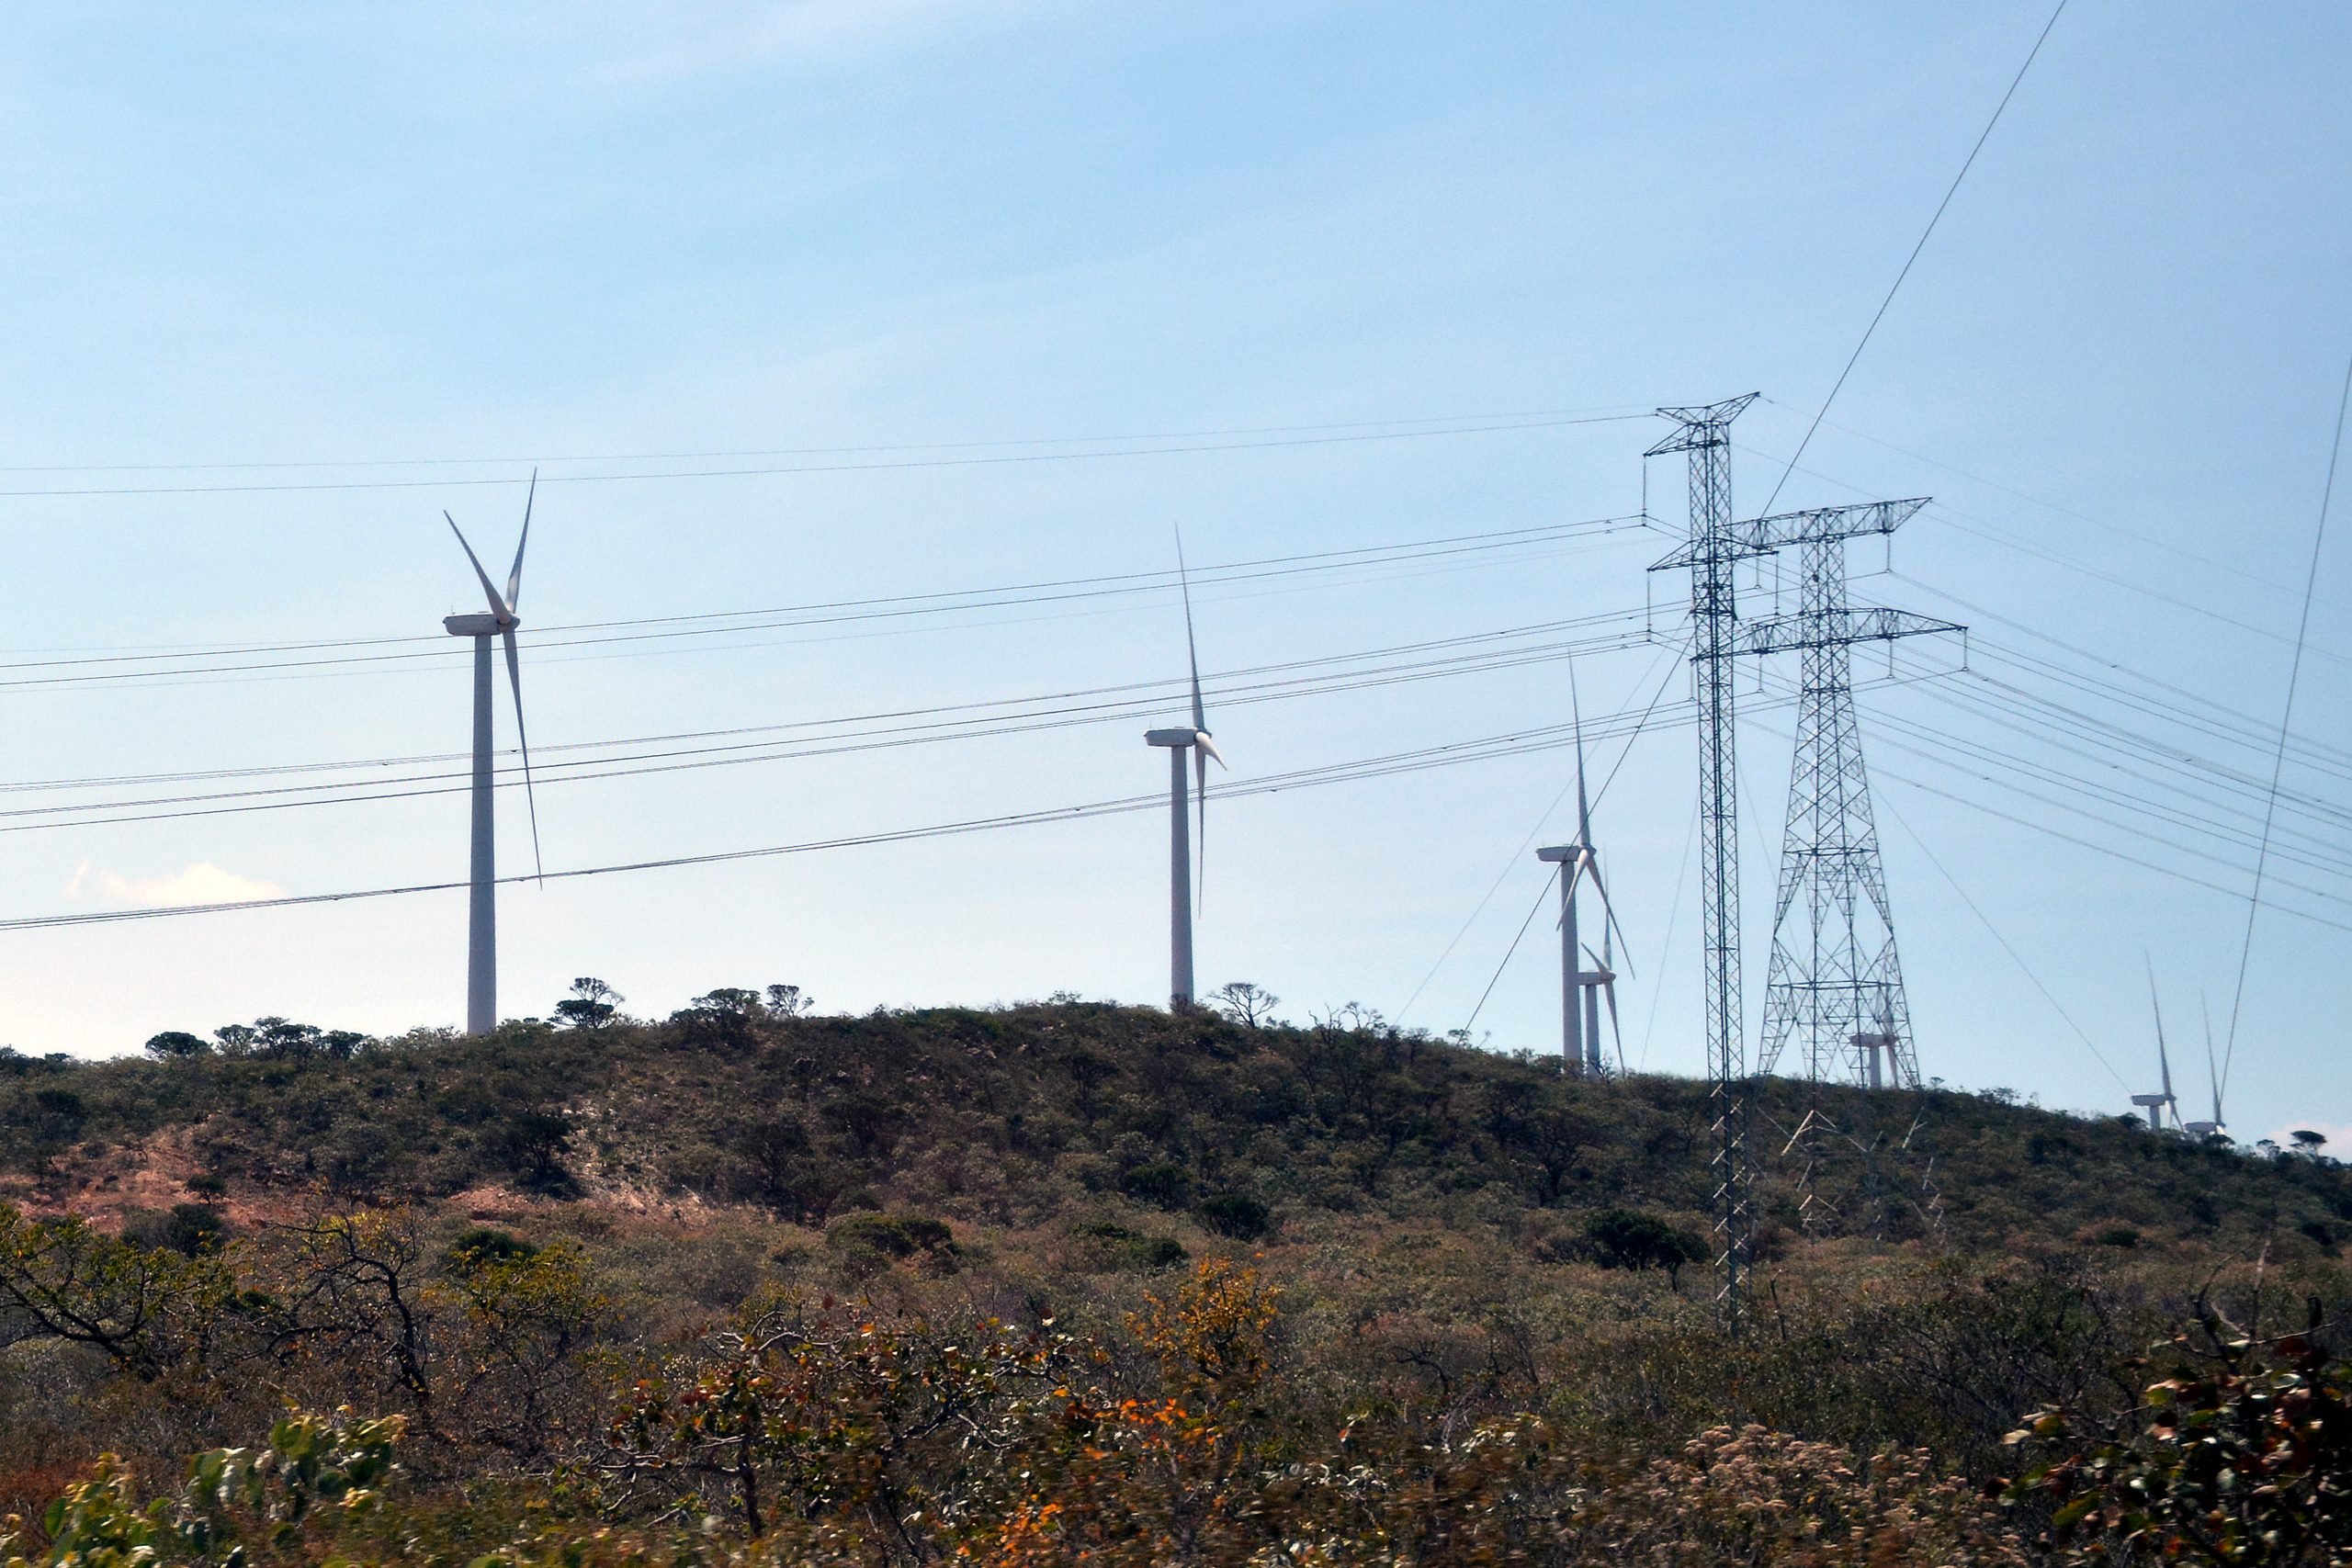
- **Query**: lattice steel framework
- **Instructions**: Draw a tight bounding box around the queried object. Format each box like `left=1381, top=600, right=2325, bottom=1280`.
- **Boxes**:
left=1731, top=501, right=1958, bottom=1088
left=1645, top=394, right=1758, bottom=1316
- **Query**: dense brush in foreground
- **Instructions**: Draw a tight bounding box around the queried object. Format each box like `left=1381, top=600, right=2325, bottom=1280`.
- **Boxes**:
left=0, top=996, right=2347, bottom=1562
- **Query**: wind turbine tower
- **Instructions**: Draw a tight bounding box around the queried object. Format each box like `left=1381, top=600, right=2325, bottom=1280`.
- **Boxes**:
left=1534, top=667, right=1628, bottom=1076
left=1144, top=533, right=1223, bottom=1010
left=442, top=479, right=545, bottom=1036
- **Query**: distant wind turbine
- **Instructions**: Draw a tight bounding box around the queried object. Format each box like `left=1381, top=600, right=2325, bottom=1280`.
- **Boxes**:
left=1144, top=528, right=1223, bottom=1010
left=2130, top=955, right=2181, bottom=1132
left=1536, top=660, right=1630, bottom=1075
left=2184, top=990, right=2227, bottom=1137
left=442, top=473, right=545, bottom=1035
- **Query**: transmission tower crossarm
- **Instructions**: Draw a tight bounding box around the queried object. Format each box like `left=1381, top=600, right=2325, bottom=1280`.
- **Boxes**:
left=1645, top=393, right=1759, bottom=456
left=1734, top=498, right=1928, bottom=550
left=1648, top=535, right=1777, bottom=574
left=1737, top=607, right=1963, bottom=657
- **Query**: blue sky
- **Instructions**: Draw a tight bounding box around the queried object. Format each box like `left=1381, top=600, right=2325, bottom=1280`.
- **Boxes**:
left=0, top=3, right=2347, bottom=1145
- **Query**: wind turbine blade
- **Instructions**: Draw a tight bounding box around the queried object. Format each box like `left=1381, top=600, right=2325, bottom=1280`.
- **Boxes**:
left=2200, top=990, right=2223, bottom=1126
left=2143, top=952, right=2170, bottom=1070
left=505, top=468, right=537, bottom=614
left=502, top=629, right=545, bottom=884
left=1568, top=654, right=1592, bottom=845
left=1174, top=524, right=1207, bottom=733
left=1193, top=742, right=1209, bottom=918
left=446, top=513, right=511, bottom=618
left=1585, top=857, right=1635, bottom=980
left=1601, top=976, right=1623, bottom=1069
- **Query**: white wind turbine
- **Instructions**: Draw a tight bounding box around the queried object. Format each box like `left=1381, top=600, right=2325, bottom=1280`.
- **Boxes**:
left=1143, top=529, right=1223, bottom=1010
left=2130, top=956, right=2182, bottom=1132
left=2183, top=990, right=2228, bottom=1137
left=442, top=474, right=545, bottom=1035
left=1535, top=663, right=1629, bottom=1075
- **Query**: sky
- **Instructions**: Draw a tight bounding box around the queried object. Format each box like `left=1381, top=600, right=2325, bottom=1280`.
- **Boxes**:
left=0, top=3, right=2346, bottom=1146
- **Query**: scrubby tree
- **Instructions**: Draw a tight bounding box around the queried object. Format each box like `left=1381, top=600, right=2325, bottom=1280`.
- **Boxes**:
left=1584, top=1208, right=1707, bottom=1287
left=142, top=1031, right=209, bottom=1060
left=494, top=1111, right=576, bottom=1193
left=1204, top=981, right=1281, bottom=1028
left=554, top=976, right=624, bottom=1030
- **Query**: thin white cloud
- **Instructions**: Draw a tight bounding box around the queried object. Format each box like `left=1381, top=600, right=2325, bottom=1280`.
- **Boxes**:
left=66, top=861, right=287, bottom=909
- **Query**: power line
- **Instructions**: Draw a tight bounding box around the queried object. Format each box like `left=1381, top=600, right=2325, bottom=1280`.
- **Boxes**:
left=0, top=404, right=1657, bottom=477
left=1636, top=798, right=1701, bottom=1072
left=0, top=412, right=1649, bottom=501
left=1755, top=0, right=2067, bottom=518
left=2222, top=342, right=2352, bottom=1102
left=1877, top=788, right=2131, bottom=1092
left=0, top=627, right=1665, bottom=835
left=1459, top=875, right=1557, bottom=1034
left=0, top=694, right=1718, bottom=933
left=1738, top=439, right=2352, bottom=671
left=1391, top=639, right=1686, bottom=1022
left=0, top=513, right=1655, bottom=691
left=1761, top=395, right=2344, bottom=612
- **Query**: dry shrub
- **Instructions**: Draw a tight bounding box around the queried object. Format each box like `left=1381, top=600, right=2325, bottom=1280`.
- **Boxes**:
left=1587, top=1424, right=2029, bottom=1566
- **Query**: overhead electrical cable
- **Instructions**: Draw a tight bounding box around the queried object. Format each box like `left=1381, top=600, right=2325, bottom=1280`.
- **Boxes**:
left=1874, top=791, right=2132, bottom=1091
left=1636, top=799, right=1701, bottom=1073
left=1738, top=442, right=2352, bottom=670
left=1761, top=395, right=2346, bottom=611
left=0, top=612, right=1653, bottom=795
left=1754, top=0, right=2068, bottom=518
left=0, top=513, right=1655, bottom=691
left=1862, top=758, right=2352, bottom=937
left=2222, top=342, right=2352, bottom=1103
left=0, top=695, right=1739, bottom=933
left=1745, top=660, right=2352, bottom=929
left=1392, top=639, right=1687, bottom=1023
left=0, top=403, right=1657, bottom=477
left=0, top=626, right=1666, bottom=834
left=0, top=412, right=1650, bottom=501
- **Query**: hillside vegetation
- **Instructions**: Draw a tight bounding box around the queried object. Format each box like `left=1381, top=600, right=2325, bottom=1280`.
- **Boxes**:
left=0, top=989, right=2346, bottom=1564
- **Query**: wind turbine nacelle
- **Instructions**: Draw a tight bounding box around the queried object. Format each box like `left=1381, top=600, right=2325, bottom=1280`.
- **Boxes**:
left=1535, top=845, right=1579, bottom=863
left=1145, top=727, right=1202, bottom=749
left=444, top=613, right=507, bottom=637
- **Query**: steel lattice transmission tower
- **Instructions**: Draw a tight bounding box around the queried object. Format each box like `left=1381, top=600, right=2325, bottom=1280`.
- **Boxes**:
left=1645, top=394, right=1758, bottom=1315
left=1731, top=501, right=1960, bottom=1089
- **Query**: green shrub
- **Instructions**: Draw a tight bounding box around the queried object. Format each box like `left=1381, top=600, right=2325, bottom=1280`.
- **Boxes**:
left=1196, top=1193, right=1272, bottom=1240
left=1120, top=1161, right=1193, bottom=1210
left=1583, top=1208, right=1706, bottom=1283
left=446, top=1226, right=537, bottom=1271
left=826, top=1212, right=954, bottom=1260
left=122, top=1203, right=229, bottom=1257
left=1069, top=1219, right=1187, bottom=1272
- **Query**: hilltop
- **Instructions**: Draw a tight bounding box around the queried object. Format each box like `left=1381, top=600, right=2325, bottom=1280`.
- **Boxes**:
left=3, top=990, right=2340, bottom=1257
left=1, top=992, right=2347, bottom=1563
